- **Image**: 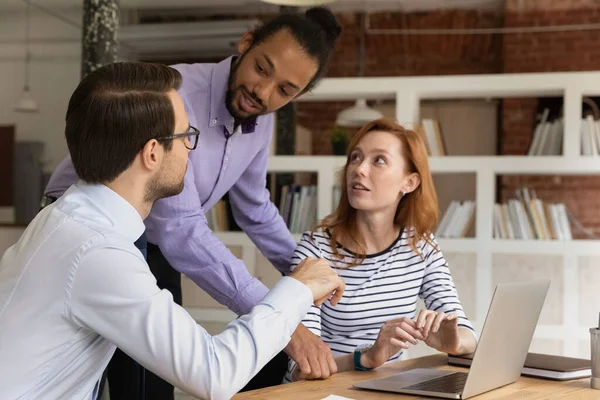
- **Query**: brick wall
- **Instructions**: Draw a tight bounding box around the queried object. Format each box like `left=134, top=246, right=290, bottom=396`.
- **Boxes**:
left=501, top=98, right=537, bottom=155
left=501, top=0, right=600, bottom=238
left=296, top=101, right=354, bottom=155
left=298, top=9, right=504, bottom=155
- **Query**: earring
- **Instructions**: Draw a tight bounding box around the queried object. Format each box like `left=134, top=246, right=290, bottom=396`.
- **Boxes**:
left=401, top=191, right=406, bottom=197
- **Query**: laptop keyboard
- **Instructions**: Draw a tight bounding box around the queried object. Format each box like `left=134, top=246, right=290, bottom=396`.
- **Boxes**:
left=403, top=372, right=468, bottom=394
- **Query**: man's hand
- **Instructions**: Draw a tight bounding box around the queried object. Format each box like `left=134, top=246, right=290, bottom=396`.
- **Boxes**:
left=285, top=324, right=337, bottom=380
left=289, top=257, right=345, bottom=306
left=286, top=257, right=345, bottom=380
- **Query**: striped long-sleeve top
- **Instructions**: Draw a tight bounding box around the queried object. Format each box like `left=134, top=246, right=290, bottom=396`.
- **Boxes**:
left=284, top=228, right=475, bottom=382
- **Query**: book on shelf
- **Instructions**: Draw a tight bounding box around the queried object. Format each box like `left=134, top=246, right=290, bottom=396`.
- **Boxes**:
left=435, top=200, right=475, bottom=238
left=581, top=114, right=600, bottom=156
left=448, top=352, right=591, bottom=381
left=493, top=187, right=572, bottom=240
left=205, top=199, right=231, bottom=232
left=527, top=109, right=564, bottom=156
left=416, top=119, right=447, bottom=156
left=267, top=123, right=314, bottom=220
left=207, top=173, right=318, bottom=235
left=279, top=184, right=318, bottom=234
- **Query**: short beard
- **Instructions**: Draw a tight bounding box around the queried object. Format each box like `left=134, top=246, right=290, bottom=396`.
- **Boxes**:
left=225, top=54, right=266, bottom=121
left=144, top=171, right=185, bottom=204
left=225, top=88, right=244, bottom=121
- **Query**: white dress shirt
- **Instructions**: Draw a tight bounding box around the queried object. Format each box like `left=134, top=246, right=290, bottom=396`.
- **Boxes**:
left=0, top=182, right=312, bottom=400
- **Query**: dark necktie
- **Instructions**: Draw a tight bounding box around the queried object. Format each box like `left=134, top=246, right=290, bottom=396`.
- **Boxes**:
left=133, top=230, right=147, bottom=400
left=134, top=231, right=147, bottom=259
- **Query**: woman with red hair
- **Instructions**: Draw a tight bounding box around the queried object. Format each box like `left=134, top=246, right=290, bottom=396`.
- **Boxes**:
left=285, top=118, right=477, bottom=381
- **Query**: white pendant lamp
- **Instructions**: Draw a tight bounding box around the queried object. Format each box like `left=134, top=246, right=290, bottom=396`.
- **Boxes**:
left=14, top=87, right=39, bottom=113
left=15, top=2, right=39, bottom=113
left=336, top=99, right=383, bottom=127
left=260, top=0, right=337, bottom=5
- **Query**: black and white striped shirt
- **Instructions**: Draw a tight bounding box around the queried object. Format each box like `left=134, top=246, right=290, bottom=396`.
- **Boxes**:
left=284, top=229, right=475, bottom=382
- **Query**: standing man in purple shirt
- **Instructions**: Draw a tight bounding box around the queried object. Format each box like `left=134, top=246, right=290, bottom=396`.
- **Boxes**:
left=44, top=6, right=342, bottom=399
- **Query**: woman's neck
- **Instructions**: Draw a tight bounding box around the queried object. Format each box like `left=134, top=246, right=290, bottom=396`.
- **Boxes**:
left=349, top=211, right=400, bottom=255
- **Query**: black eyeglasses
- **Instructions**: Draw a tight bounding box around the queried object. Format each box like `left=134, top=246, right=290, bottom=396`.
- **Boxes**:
left=156, top=126, right=200, bottom=150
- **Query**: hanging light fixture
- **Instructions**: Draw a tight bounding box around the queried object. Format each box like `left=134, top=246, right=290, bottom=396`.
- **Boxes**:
left=335, top=13, right=381, bottom=127
left=336, top=99, right=383, bottom=127
left=14, top=1, right=39, bottom=113
left=260, top=0, right=337, bottom=5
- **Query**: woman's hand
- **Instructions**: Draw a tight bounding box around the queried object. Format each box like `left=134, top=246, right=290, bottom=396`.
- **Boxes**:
left=361, top=317, right=425, bottom=369
left=415, top=309, right=461, bottom=354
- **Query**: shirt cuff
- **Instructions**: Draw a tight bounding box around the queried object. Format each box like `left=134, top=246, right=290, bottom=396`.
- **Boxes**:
left=261, top=277, right=313, bottom=323
left=230, top=277, right=270, bottom=316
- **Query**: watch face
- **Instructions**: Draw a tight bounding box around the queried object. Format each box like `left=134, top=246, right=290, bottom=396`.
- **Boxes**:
left=356, top=343, right=374, bottom=353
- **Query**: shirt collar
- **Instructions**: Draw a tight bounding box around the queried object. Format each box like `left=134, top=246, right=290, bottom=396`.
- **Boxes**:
left=209, top=56, right=258, bottom=135
left=73, top=181, right=146, bottom=243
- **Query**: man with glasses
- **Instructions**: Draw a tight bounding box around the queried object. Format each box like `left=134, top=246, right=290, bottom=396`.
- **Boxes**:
left=0, top=62, right=345, bottom=400
left=43, top=7, right=343, bottom=397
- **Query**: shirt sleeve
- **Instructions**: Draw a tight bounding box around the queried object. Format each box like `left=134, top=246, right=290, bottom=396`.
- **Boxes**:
left=144, top=157, right=269, bottom=316
left=418, top=234, right=476, bottom=336
left=283, top=232, right=325, bottom=383
left=227, top=115, right=297, bottom=275
left=67, top=241, right=312, bottom=400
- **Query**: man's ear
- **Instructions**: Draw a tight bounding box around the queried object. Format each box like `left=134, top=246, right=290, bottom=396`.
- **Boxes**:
left=237, top=30, right=254, bottom=54
left=140, top=139, right=162, bottom=172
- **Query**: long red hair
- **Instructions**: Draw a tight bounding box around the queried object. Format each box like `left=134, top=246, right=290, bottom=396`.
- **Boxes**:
left=313, top=118, right=438, bottom=266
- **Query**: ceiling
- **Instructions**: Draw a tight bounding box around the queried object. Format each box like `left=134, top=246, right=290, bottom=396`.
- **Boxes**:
left=1, top=0, right=504, bottom=13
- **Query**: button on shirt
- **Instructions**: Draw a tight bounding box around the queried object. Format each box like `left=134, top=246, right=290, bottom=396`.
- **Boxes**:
left=44, top=57, right=297, bottom=316
left=0, top=182, right=312, bottom=400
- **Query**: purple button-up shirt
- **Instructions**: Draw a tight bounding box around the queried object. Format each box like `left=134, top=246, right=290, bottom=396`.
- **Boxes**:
left=44, top=57, right=297, bottom=316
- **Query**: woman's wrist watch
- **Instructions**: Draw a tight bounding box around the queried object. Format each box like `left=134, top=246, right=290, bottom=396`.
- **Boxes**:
left=353, top=343, right=374, bottom=371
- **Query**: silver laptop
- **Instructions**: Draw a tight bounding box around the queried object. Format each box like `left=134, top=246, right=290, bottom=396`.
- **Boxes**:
left=353, top=279, right=550, bottom=399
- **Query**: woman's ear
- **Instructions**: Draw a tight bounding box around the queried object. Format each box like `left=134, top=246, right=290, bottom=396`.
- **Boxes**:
left=403, top=173, right=421, bottom=195
left=237, top=30, right=254, bottom=54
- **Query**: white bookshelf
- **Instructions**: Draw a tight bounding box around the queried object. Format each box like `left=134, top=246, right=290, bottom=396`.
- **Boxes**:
left=200, top=71, right=600, bottom=359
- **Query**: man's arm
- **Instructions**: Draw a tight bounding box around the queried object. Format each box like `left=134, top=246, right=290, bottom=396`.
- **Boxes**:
left=46, top=154, right=266, bottom=316
left=67, top=243, right=314, bottom=400
left=282, top=233, right=338, bottom=380
left=145, top=158, right=269, bottom=316
left=228, top=116, right=297, bottom=275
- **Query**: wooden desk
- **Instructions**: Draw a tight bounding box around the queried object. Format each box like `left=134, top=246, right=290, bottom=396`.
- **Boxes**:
left=233, top=354, right=597, bottom=399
